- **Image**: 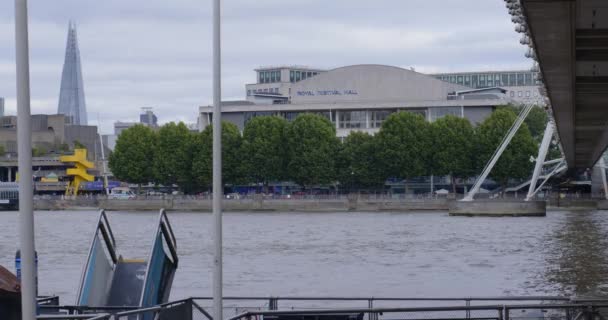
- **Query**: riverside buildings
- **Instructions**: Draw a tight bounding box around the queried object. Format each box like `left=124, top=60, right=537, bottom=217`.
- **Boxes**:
left=432, top=70, right=544, bottom=106
left=199, top=64, right=515, bottom=137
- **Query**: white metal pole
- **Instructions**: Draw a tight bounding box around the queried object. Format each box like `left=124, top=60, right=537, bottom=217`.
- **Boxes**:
left=98, top=133, right=109, bottom=195
left=526, top=122, right=554, bottom=201
left=212, top=0, right=223, bottom=319
left=14, top=0, right=37, bottom=319
left=462, top=104, right=533, bottom=201
left=600, top=157, right=608, bottom=200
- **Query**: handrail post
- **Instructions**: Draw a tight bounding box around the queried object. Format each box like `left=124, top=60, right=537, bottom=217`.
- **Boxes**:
left=368, top=299, right=375, bottom=320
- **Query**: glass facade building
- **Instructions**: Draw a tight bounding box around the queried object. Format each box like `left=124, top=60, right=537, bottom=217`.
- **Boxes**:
left=432, top=71, right=540, bottom=88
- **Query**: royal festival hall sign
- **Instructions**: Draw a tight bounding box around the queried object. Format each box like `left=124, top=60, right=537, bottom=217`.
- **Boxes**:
left=296, top=89, right=358, bottom=96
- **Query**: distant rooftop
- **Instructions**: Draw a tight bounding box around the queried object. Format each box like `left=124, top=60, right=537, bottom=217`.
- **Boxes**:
left=431, top=69, right=536, bottom=75
left=255, top=65, right=326, bottom=71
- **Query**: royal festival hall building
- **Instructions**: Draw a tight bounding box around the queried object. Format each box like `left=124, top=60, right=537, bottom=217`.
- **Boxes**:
left=199, top=64, right=516, bottom=137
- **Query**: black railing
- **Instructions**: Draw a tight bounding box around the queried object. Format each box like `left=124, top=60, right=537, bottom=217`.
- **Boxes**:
left=37, top=296, right=608, bottom=320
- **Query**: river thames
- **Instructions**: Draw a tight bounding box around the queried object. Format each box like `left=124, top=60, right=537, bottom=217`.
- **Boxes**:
left=1, top=210, right=608, bottom=304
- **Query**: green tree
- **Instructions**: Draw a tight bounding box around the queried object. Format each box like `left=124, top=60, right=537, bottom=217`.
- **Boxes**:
left=154, top=122, right=196, bottom=193
left=241, top=116, right=288, bottom=191
left=498, top=104, right=548, bottom=141
left=337, top=131, right=384, bottom=191
left=73, top=140, right=87, bottom=150
left=32, top=146, right=47, bottom=157
left=0, top=145, right=5, bottom=157
left=286, top=113, right=339, bottom=188
left=476, top=108, right=537, bottom=188
left=192, top=121, right=243, bottom=189
left=525, top=106, right=548, bottom=141
left=430, top=115, right=475, bottom=193
left=108, top=124, right=156, bottom=188
left=376, top=111, right=432, bottom=181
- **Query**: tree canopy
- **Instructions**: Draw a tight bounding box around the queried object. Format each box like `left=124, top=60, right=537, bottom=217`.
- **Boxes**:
left=192, top=121, right=243, bottom=188
left=241, top=116, right=288, bottom=186
left=430, top=115, right=475, bottom=192
left=337, top=131, right=384, bottom=190
left=108, top=124, right=156, bottom=185
left=476, top=108, right=537, bottom=187
left=286, top=113, right=339, bottom=188
left=154, top=122, right=195, bottom=192
left=376, top=111, right=432, bottom=180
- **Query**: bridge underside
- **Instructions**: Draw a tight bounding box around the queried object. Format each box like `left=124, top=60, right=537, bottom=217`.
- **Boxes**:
left=522, top=0, right=608, bottom=170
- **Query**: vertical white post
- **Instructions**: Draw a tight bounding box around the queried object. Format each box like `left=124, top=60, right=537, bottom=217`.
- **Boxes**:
left=601, top=157, right=608, bottom=200
left=462, top=104, right=534, bottom=201
left=212, top=0, right=223, bottom=319
left=14, top=0, right=37, bottom=319
left=98, top=133, right=109, bottom=195
left=526, top=123, right=554, bottom=201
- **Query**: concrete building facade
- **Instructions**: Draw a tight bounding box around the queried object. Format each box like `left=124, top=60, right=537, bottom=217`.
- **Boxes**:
left=0, top=97, right=4, bottom=118
left=200, top=64, right=513, bottom=137
left=0, top=114, right=100, bottom=157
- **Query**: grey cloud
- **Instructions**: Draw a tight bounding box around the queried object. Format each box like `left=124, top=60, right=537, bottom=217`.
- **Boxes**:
left=0, top=0, right=530, bottom=134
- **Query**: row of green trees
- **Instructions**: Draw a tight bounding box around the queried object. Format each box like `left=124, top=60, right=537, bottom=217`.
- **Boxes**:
left=109, top=105, right=543, bottom=193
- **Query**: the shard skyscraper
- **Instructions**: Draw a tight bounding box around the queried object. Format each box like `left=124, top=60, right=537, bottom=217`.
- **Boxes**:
left=57, top=22, right=88, bottom=125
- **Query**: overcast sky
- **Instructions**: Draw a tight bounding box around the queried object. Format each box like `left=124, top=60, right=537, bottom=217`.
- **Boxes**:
left=0, top=0, right=530, bottom=134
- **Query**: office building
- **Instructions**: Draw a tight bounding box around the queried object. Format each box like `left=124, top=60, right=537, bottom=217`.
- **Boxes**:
left=432, top=70, right=544, bottom=105
left=140, top=107, right=158, bottom=127
left=57, top=22, right=88, bottom=125
left=200, top=64, right=514, bottom=137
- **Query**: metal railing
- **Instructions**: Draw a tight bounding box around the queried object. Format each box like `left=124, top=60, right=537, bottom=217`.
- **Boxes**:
left=39, top=296, right=608, bottom=320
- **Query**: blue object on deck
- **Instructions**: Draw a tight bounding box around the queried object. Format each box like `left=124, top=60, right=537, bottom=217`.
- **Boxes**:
left=76, top=209, right=178, bottom=312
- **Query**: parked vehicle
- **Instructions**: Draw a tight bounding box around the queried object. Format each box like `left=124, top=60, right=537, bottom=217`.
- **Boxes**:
left=108, top=187, right=136, bottom=200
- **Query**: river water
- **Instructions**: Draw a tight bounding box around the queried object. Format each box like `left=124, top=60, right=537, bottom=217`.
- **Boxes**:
left=1, top=210, right=608, bottom=305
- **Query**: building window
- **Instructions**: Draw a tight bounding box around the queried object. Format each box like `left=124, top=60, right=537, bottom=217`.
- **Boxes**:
left=302, top=72, right=307, bottom=80
left=307, top=72, right=312, bottom=78
left=517, top=73, right=525, bottom=86
left=276, top=71, right=281, bottom=82
left=430, top=107, right=461, bottom=122
left=295, top=71, right=301, bottom=82
left=464, top=76, right=470, bottom=86
left=247, top=90, right=251, bottom=96
left=259, top=72, right=264, bottom=83
left=339, top=111, right=367, bottom=129
left=518, top=91, right=522, bottom=97
left=501, top=74, right=508, bottom=87
left=471, top=75, right=478, bottom=88
left=509, top=74, right=516, bottom=86
left=457, top=76, right=464, bottom=84
left=270, top=71, right=276, bottom=83
left=479, top=75, right=487, bottom=87
left=290, top=71, right=295, bottom=82
left=370, top=110, right=391, bottom=128
left=510, top=91, right=515, bottom=97
left=450, top=76, right=456, bottom=83
left=488, top=77, right=494, bottom=87
left=526, top=91, right=531, bottom=97
left=524, top=73, right=533, bottom=86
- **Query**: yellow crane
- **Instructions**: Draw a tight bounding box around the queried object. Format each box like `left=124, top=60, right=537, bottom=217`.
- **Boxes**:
left=60, top=149, right=95, bottom=196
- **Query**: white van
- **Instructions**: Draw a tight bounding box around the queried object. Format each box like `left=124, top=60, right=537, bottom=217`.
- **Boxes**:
left=108, top=187, right=136, bottom=200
